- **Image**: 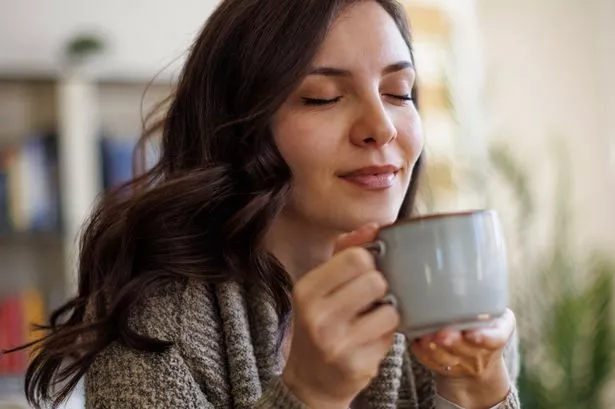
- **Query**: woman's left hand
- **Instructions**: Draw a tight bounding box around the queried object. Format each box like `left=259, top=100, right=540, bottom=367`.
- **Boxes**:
left=410, top=308, right=516, bottom=406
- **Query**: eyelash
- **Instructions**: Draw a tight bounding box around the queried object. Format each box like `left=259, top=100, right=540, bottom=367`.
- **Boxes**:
left=302, top=94, right=413, bottom=106
left=302, top=97, right=343, bottom=106
left=390, top=94, right=413, bottom=102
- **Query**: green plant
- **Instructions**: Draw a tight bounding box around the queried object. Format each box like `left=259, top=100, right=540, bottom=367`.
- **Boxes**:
left=65, top=34, right=105, bottom=64
left=488, top=142, right=615, bottom=408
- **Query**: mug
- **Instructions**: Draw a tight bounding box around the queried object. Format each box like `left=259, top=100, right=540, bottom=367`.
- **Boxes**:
left=366, top=209, right=509, bottom=339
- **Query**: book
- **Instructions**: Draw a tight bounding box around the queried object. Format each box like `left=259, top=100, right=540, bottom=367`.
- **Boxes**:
left=0, top=289, right=46, bottom=375
left=101, top=137, right=137, bottom=190
left=0, top=153, right=9, bottom=233
left=0, top=295, right=26, bottom=374
left=0, top=133, right=61, bottom=234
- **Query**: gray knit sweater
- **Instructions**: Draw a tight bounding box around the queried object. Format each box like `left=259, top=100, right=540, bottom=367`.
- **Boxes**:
left=85, top=279, right=521, bottom=409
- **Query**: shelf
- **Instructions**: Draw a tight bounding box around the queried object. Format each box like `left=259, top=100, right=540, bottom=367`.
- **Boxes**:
left=0, top=375, right=27, bottom=409
left=0, top=375, right=84, bottom=409
left=0, top=232, right=63, bottom=246
left=0, top=375, right=22, bottom=395
left=0, top=72, right=177, bottom=87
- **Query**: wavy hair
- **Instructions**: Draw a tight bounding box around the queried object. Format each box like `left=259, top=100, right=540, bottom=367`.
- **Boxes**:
left=12, top=0, right=422, bottom=407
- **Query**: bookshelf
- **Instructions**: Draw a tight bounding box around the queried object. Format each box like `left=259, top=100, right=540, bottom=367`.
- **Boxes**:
left=0, top=2, right=485, bottom=407
left=0, top=74, right=172, bottom=408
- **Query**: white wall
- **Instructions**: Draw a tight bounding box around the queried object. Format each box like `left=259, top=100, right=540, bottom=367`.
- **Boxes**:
left=596, top=0, right=615, bottom=176
left=2, top=0, right=613, bottom=251
left=477, top=0, right=615, bottom=261
left=0, top=0, right=220, bottom=80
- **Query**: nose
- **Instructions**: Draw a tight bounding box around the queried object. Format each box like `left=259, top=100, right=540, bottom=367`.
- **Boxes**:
left=349, top=99, right=397, bottom=148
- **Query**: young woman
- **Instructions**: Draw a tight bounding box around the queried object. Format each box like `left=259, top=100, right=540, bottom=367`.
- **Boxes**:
left=21, top=1, right=520, bottom=408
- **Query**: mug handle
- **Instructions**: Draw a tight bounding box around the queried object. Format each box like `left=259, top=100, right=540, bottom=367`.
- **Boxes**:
left=363, top=239, right=386, bottom=257
left=362, top=239, right=398, bottom=309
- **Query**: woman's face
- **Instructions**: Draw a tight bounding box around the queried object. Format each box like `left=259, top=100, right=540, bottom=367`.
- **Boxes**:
left=271, top=1, right=424, bottom=233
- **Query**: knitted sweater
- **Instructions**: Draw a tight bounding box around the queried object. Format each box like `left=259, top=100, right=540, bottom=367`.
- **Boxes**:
left=85, top=279, right=521, bottom=409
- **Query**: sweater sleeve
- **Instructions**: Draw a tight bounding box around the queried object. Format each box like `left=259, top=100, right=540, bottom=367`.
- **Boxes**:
left=435, top=394, right=508, bottom=409
left=433, top=329, right=522, bottom=409
left=85, top=340, right=307, bottom=409
left=497, top=328, right=522, bottom=409
left=396, top=329, right=522, bottom=409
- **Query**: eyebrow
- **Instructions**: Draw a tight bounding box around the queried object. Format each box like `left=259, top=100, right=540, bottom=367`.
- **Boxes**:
left=307, top=60, right=414, bottom=77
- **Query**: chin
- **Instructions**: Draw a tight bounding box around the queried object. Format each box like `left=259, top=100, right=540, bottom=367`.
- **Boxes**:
left=340, top=208, right=400, bottom=232
left=368, top=213, right=399, bottom=228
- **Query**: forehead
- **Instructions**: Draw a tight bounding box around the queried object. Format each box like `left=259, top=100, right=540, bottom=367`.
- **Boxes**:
left=312, top=1, right=412, bottom=67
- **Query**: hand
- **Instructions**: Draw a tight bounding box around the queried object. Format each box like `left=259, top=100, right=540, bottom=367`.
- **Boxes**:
left=282, top=224, right=400, bottom=409
left=410, top=309, right=516, bottom=408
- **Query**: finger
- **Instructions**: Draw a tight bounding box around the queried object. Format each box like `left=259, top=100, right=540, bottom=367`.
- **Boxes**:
left=463, top=309, right=516, bottom=349
left=419, top=336, right=464, bottom=366
left=351, top=304, right=400, bottom=343
left=410, top=341, right=464, bottom=377
left=297, top=247, right=375, bottom=298
left=431, top=328, right=463, bottom=348
left=431, top=329, right=479, bottom=359
left=341, top=330, right=397, bottom=379
left=327, top=270, right=388, bottom=318
left=441, top=337, right=483, bottom=360
left=418, top=336, right=484, bottom=375
left=334, top=223, right=379, bottom=253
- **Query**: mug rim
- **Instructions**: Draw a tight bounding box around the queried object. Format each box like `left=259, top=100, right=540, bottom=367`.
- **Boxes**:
left=380, top=209, right=495, bottom=232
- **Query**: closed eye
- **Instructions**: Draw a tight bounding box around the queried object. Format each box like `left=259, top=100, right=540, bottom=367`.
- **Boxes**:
left=302, top=96, right=342, bottom=106
left=385, top=94, right=413, bottom=101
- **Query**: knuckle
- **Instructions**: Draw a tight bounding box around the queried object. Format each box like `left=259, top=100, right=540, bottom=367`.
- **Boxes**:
left=471, top=360, right=482, bottom=375
left=379, top=305, right=401, bottom=332
left=365, top=271, right=388, bottom=298
left=305, top=309, right=325, bottom=335
left=343, top=247, right=374, bottom=271
left=314, top=322, right=332, bottom=344
left=299, top=303, right=324, bottom=333
left=308, top=313, right=339, bottom=348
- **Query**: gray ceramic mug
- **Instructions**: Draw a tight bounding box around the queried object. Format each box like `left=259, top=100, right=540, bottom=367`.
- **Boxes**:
left=366, top=209, right=508, bottom=339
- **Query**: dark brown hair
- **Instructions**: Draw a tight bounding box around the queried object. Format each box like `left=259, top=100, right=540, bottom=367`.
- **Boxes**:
left=15, top=0, right=422, bottom=407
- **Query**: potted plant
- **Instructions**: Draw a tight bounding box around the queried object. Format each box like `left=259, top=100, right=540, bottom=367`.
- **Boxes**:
left=488, top=142, right=615, bottom=409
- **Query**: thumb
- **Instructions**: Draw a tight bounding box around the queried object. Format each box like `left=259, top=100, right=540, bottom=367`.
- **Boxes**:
left=334, top=223, right=380, bottom=254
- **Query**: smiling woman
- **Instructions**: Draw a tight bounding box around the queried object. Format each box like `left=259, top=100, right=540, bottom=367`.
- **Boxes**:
left=270, top=3, right=422, bottom=248
left=9, top=1, right=519, bottom=409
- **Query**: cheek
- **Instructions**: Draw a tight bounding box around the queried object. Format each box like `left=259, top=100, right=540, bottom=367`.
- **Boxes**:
left=272, top=111, right=344, bottom=177
left=397, top=111, right=424, bottom=162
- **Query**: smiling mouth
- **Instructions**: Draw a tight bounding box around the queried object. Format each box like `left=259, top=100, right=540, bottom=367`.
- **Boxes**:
left=338, top=167, right=400, bottom=190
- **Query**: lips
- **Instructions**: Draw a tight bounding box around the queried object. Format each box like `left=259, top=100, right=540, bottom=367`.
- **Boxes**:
left=338, top=165, right=401, bottom=190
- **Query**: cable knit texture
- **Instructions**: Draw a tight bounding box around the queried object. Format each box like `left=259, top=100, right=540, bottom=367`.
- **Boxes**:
left=85, top=279, right=521, bottom=409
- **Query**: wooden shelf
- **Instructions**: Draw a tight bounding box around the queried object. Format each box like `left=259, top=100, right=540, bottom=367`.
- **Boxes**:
left=0, top=72, right=177, bottom=87
left=0, top=231, right=63, bottom=246
left=0, top=375, right=23, bottom=396
left=0, top=375, right=84, bottom=409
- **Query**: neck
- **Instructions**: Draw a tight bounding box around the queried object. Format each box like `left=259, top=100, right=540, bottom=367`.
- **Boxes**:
left=263, top=213, right=342, bottom=281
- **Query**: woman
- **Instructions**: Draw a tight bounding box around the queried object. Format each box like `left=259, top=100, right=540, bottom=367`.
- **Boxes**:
left=21, top=0, right=520, bottom=408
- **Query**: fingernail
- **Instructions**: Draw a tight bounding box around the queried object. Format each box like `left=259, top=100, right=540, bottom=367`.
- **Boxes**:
left=442, top=335, right=453, bottom=347
left=429, top=342, right=438, bottom=351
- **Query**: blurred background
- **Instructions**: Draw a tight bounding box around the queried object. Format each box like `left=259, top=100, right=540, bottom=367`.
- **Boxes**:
left=0, top=0, right=614, bottom=407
